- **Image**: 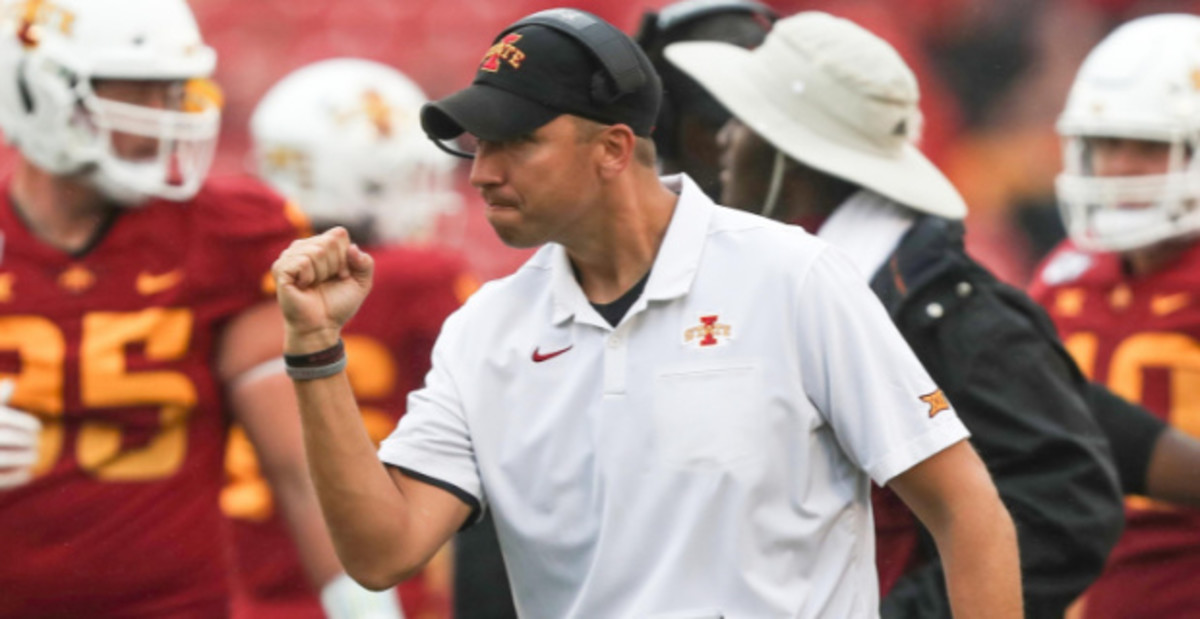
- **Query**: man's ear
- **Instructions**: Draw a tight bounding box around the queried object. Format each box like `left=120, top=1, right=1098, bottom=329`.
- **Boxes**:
left=595, top=124, right=637, bottom=180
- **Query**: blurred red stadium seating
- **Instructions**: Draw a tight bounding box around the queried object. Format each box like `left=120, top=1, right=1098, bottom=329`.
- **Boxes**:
left=8, top=0, right=1199, bottom=282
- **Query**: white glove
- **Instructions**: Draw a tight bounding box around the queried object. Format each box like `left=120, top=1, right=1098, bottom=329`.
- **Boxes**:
left=0, top=379, right=41, bottom=490
left=320, top=572, right=405, bottom=619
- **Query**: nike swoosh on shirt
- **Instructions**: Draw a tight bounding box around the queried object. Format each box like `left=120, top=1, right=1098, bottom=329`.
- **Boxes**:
left=1151, top=292, right=1190, bottom=316
left=137, top=269, right=184, bottom=295
left=532, top=346, right=573, bottom=363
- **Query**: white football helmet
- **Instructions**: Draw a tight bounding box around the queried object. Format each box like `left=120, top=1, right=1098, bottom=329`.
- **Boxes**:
left=0, top=0, right=221, bottom=205
left=1056, top=14, right=1200, bottom=252
left=251, top=58, right=460, bottom=245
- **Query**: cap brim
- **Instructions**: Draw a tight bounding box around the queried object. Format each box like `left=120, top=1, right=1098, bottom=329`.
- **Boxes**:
left=666, top=41, right=967, bottom=220
left=421, top=83, right=560, bottom=142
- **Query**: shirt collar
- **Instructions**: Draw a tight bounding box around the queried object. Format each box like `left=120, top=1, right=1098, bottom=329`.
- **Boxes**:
left=549, top=173, right=713, bottom=326
left=817, top=189, right=916, bottom=279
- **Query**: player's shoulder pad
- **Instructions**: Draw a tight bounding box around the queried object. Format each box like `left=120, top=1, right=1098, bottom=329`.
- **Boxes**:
left=1033, top=241, right=1098, bottom=289
left=369, top=245, right=475, bottom=297
left=189, top=176, right=311, bottom=243
left=370, top=245, right=466, bottom=278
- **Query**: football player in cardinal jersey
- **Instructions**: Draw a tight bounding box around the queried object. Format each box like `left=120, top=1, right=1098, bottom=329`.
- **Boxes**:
left=0, top=0, right=348, bottom=616
left=229, top=57, right=472, bottom=619
left=1029, top=14, right=1200, bottom=619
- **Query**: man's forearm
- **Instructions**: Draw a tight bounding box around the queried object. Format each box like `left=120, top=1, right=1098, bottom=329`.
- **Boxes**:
left=1146, top=428, right=1200, bottom=508
left=890, top=443, right=1023, bottom=619
left=272, top=230, right=469, bottom=589
left=291, top=372, right=420, bottom=589
left=934, top=489, right=1022, bottom=618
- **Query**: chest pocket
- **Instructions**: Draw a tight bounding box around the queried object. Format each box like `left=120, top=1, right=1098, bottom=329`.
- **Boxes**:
left=652, top=364, right=766, bottom=470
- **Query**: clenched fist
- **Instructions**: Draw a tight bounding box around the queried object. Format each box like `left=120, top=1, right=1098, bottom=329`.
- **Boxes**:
left=272, top=227, right=375, bottom=354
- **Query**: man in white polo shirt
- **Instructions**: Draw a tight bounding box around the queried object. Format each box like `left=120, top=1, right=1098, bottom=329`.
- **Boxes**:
left=270, top=8, right=1021, bottom=619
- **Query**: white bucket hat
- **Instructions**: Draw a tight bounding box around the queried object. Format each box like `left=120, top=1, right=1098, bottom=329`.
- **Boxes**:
left=665, top=11, right=966, bottom=219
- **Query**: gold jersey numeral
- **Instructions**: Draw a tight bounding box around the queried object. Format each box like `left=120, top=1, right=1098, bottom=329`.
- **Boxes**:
left=0, top=309, right=197, bottom=481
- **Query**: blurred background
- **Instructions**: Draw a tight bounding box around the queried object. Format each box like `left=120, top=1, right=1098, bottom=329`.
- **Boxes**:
left=8, top=0, right=1200, bottom=285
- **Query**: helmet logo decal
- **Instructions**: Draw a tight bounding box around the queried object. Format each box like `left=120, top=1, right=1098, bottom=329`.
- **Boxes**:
left=362, top=90, right=393, bottom=138
left=332, top=90, right=399, bottom=139
left=1192, top=67, right=1200, bottom=91
left=480, top=34, right=525, bottom=72
left=262, top=146, right=313, bottom=190
left=6, top=0, right=75, bottom=48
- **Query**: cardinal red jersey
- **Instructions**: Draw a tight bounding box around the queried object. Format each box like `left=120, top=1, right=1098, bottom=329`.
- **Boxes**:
left=873, top=485, right=923, bottom=597
left=0, top=177, right=305, bottom=618
left=225, top=244, right=475, bottom=619
left=1030, top=239, right=1200, bottom=618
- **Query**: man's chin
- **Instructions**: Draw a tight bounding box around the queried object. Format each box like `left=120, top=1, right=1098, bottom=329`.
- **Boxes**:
left=487, top=221, right=543, bottom=249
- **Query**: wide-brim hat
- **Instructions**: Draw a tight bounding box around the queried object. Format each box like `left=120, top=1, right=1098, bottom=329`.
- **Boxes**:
left=665, top=11, right=966, bottom=219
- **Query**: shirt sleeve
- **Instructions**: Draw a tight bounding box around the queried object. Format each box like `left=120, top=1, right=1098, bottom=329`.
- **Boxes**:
left=377, top=314, right=484, bottom=526
left=795, top=247, right=969, bottom=485
left=1089, top=380, right=1167, bottom=495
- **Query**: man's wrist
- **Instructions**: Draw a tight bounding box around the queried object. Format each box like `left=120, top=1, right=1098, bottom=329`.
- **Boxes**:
left=284, top=339, right=347, bottom=381
left=284, top=327, right=342, bottom=355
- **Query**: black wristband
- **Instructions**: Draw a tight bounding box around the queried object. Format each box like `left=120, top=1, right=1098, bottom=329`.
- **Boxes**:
left=284, top=339, right=345, bottom=368
left=286, top=356, right=348, bottom=381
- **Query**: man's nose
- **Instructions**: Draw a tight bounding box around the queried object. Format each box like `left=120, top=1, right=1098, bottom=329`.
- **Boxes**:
left=139, top=86, right=174, bottom=110
left=1103, top=148, right=1142, bottom=176
left=469, top=150, right=503, bottom=189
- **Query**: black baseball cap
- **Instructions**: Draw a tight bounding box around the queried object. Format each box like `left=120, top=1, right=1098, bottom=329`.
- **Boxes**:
left=421, top=9, right=662, bottom=152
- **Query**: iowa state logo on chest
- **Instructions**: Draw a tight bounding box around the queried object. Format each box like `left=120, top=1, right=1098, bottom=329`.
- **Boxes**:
left=683, top=314, right=731, bottom=347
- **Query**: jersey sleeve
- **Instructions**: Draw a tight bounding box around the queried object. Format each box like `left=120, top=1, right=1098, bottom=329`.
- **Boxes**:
left=795, top=247, right=970, bottom=485
left=377, top=308, right=483, bottom=526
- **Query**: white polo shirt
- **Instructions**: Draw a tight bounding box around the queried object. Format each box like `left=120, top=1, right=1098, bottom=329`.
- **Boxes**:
left=379, top=174, right=968, bottom=619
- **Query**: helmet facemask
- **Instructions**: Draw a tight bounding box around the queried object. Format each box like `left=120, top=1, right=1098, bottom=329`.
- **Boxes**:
left=80, top=77, right=221, bottom=205
left=1057, top=134, right=1200, bottom=252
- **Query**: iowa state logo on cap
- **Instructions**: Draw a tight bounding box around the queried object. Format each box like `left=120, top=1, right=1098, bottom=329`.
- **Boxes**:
left=480, top=33, right=525, bottom=72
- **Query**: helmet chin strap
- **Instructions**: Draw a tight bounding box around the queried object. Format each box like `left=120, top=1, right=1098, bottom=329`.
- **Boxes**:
left=761, top=149, right=786, bottom=219
left=87, top=169, right=148, bottom=208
